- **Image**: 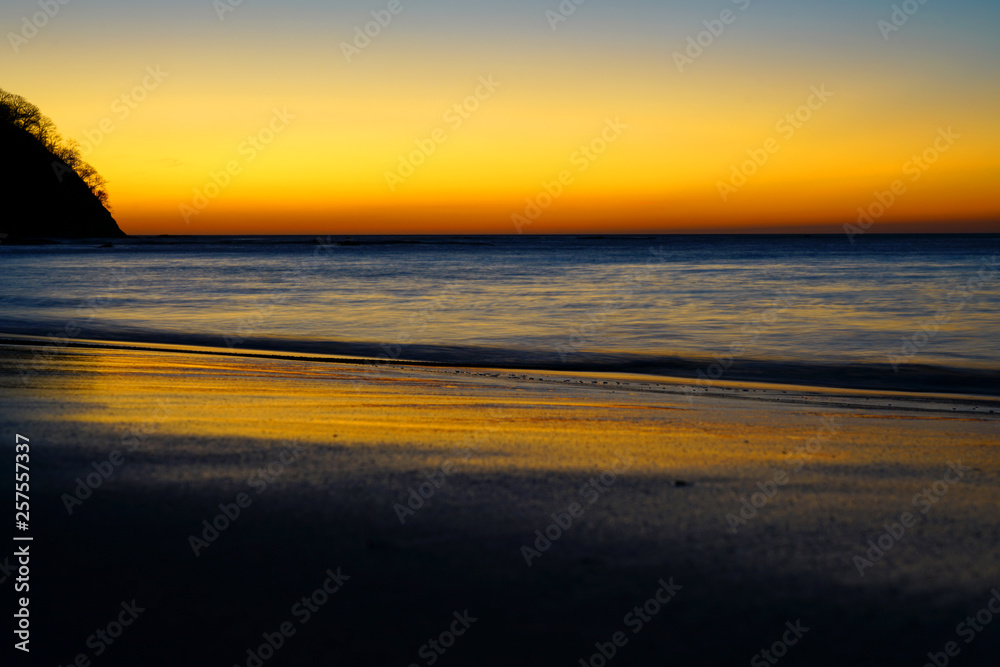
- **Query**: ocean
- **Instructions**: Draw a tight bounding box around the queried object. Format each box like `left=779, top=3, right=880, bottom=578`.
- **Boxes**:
left=1, top=234, right=998, bottom=394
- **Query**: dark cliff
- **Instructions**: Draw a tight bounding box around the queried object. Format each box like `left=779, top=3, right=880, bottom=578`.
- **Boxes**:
left=1, top=103, right=125, bottom=239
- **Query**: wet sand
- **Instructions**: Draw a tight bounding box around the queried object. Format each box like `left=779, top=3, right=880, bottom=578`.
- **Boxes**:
left=2, top=341, right=999, bottom=666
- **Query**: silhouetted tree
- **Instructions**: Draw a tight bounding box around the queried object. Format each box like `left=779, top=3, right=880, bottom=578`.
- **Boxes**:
left=0, top=87, right=110, bottom=208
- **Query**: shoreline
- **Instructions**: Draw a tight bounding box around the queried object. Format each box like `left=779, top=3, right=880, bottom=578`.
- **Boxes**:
left=3, top=341, right=999, bottom=665
left=4, top=332, right=1000, bottom=403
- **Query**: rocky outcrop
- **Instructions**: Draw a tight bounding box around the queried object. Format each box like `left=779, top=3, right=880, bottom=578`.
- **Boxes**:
left=1, top=112, right=124, bottom=239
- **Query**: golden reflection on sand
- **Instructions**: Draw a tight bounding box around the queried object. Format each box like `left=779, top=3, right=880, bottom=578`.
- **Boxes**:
left=25, top=345, right=1000, bottom=478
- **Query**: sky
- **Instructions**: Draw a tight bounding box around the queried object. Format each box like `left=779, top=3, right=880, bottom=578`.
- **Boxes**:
left=2, top=0, right=999, bottom=235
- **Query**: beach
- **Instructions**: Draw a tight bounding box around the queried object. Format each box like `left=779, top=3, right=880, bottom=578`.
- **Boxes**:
left=4, top=0, right=1000, bottom=659
left=4, top=340, right=999, bottom=666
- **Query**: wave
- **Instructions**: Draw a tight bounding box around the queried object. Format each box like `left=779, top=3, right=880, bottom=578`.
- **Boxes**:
left=2, top=327, right=997, bottom=398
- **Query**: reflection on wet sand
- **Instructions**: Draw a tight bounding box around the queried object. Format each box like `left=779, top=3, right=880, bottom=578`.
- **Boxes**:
left=3, top=342, right=999, bottom=666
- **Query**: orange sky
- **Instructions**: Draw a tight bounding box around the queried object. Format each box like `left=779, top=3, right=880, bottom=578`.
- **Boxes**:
left=2, top=0, right=998, bottom=234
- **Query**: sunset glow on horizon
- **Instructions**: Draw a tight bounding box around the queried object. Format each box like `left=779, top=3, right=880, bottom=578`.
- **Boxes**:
left=3, top=0, right=999, bottom=234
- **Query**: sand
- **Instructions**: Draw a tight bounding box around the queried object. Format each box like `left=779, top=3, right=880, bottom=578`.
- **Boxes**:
left=2, top=341, right=999, bottom=666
